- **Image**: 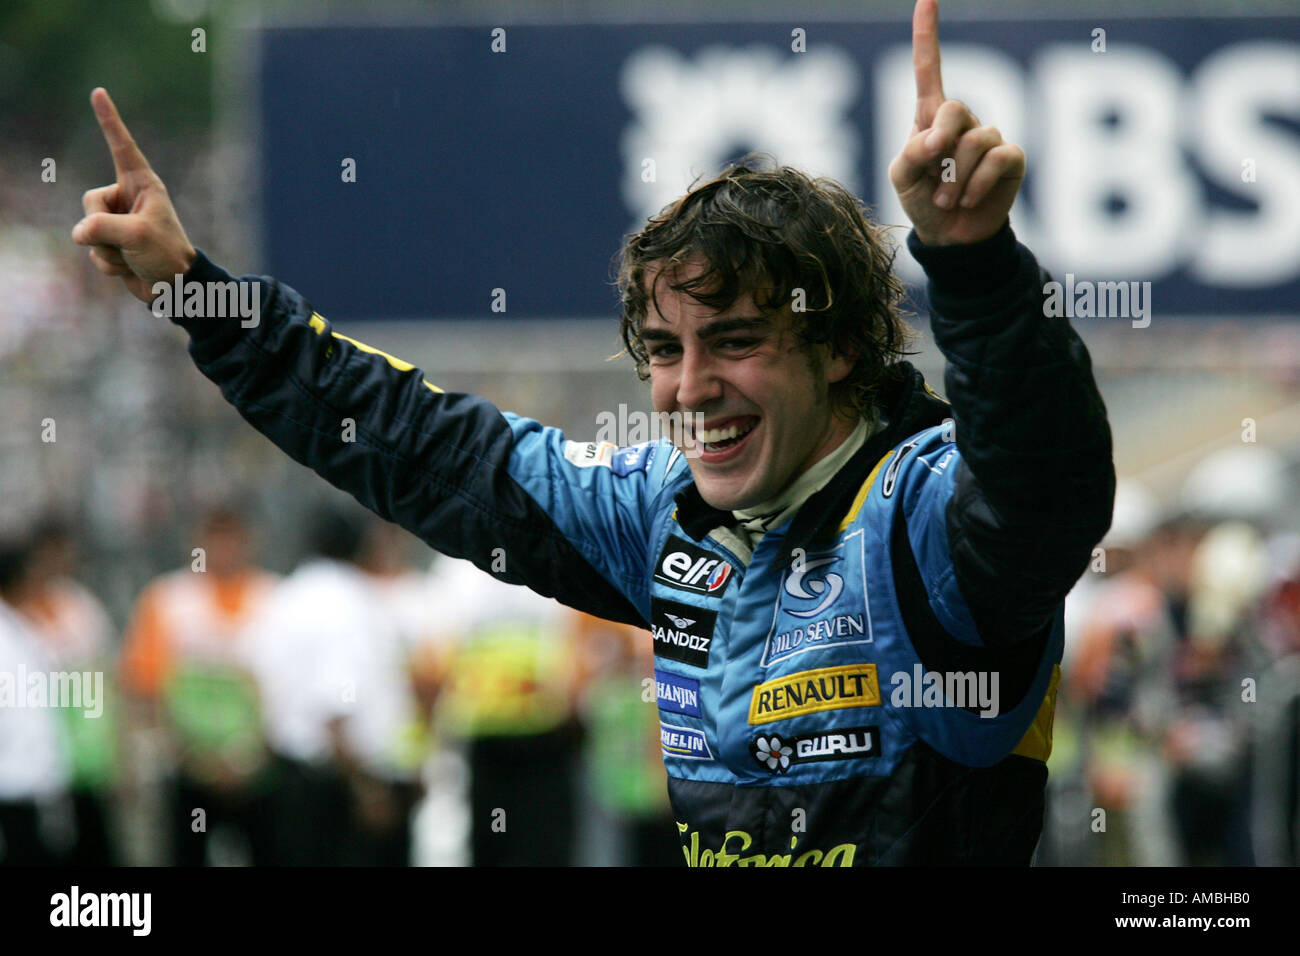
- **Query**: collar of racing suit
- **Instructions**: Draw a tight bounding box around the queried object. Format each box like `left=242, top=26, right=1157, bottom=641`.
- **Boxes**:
left=672, top=361, right=955, bottom=564
left=730, top=414, right=881, bottom=554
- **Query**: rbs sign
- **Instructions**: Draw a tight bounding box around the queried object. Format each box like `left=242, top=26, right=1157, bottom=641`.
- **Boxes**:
left=260, top=18, right=1300, bottom=320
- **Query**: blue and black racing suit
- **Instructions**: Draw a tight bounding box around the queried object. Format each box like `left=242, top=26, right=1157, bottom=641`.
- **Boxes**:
left=169, top=222, right=1114, bottom=865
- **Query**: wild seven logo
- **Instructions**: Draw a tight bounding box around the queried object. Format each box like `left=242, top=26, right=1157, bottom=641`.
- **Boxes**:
left=762, top=534, right=873, bottom=667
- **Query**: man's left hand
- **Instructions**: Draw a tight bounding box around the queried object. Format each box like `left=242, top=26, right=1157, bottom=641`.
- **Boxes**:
left=889, top=0, right=1025, bottom=246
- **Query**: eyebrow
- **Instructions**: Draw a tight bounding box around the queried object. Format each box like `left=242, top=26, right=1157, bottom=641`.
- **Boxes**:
left=639, top=315, right=772, bottom=344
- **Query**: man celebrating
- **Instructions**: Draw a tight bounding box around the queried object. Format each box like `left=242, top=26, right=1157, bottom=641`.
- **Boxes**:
left=73, top=0, right=1113, bottom=865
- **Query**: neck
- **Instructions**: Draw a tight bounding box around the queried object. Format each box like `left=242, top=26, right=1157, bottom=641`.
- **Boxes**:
left=799, top=410, right=861, bottom=481
left=735, top=412, right=878, bottom=530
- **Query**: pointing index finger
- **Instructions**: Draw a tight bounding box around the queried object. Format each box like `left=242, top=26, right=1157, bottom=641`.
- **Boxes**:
left=912, top=0, right=945, bottom=131
left=91, top=87, right=153, bottom=179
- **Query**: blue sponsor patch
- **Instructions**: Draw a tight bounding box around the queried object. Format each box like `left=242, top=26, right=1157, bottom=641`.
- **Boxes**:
left=761, top=532, right=874, bottom=667
left=660, top=722, right=711, bottom=760
left=611, top=442, right=654, bottom=476
left=654, top=669, right=701, bottom=718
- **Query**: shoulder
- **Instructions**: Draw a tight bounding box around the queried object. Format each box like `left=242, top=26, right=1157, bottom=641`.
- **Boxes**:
left=875, top=421, right=960, bottom=509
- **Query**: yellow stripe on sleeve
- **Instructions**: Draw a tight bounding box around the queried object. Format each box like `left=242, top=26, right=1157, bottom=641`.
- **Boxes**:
left=307, top=312, right=444, bottom=393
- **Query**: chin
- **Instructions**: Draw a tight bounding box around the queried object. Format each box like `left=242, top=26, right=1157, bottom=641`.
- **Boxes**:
left=686, top=443, right=782, bottom=512
left=691, top=473, right=764, bottom=512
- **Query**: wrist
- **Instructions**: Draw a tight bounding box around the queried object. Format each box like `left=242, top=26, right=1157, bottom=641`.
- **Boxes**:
left=907, top=220, right=1019, bottom=298
left=912, top=228, right=957, bottom=248
left=173, top=241, right=197, bottom=279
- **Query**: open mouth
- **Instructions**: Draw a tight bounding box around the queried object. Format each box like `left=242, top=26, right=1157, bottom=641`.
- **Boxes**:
left=695, top=416, right=760, bottom=455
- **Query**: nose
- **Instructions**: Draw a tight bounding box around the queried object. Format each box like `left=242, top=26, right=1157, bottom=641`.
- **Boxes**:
left=675, top=342, right=724, bottom=413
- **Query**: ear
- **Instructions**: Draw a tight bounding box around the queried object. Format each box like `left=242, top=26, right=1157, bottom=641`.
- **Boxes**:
left=824, top=348, right=857, bottom=386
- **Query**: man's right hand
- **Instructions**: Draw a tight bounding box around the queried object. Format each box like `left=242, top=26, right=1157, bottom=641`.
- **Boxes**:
left=72, top=88, right=197, bottom=304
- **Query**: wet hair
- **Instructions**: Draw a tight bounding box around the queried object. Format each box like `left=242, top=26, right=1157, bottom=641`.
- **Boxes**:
left=616, top=155, right=920, bottom=419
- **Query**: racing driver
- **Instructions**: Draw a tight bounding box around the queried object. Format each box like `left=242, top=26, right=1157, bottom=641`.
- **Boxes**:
left=73, top=1, right=1114, bottom=865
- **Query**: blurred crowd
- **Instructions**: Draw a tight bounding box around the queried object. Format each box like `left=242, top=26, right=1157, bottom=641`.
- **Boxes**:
left=1041, top=448, right=1300, bottom=866
left=0, top=498, right=679, bottom=867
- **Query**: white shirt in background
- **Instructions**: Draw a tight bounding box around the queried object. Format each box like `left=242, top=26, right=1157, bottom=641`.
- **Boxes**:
left=243, top=559, right=417, bottom=781
left=0, top=602, right=70, bottom=800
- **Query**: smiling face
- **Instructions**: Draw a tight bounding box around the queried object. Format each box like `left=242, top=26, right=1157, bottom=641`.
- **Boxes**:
left=640, top=260, right=858, bottom=511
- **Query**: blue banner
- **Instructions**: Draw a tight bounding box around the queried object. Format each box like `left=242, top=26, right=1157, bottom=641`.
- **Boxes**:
left=258, top=18, right=1300, bottom=320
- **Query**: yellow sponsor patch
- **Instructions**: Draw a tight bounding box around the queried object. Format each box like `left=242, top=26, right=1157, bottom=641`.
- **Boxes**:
left=748, top=664, right=881, bottom=725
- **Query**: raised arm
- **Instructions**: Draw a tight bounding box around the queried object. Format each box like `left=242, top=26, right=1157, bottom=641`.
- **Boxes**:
left=888, top=1, right=1115, bottom=647
left=72, top=89, right=661, bottom=629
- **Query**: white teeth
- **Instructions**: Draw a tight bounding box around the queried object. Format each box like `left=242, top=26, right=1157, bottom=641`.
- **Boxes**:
left=699, top=421, right=756, bottom=445
left=700, top=425, right=739, bottom=443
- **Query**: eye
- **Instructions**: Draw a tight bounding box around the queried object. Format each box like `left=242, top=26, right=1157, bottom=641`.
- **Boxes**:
left=649, top=343, right=681, bottom=359
left=719, top=338, right=758, bottom=351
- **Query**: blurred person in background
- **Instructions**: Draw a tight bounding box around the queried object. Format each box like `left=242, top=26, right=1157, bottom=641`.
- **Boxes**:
left=360, top=519, right=439, bottom=768
left=0, top=532, right=72, bottom=865
left=573, top=612, right=680, bottom=866
left=1163, top=521, right=1270, bottom=866
left=14, top=515, right=119, bottom=866
left=1157, top=447, right=1287, bottom=866
left=1055, top=486, right=1185, bottom=866
left=1251, top=533, right=1300, bottom=865
left=422, top=556, right=584, bottom=867
left=120, top=503, right=277, bottom=866
left=244, top=504, right=422, bottom=866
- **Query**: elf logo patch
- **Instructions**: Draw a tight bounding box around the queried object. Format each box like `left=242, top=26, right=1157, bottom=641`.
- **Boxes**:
left=654, top=536, right=734, bottom=597
left=650, top=598, right=716, bottom=668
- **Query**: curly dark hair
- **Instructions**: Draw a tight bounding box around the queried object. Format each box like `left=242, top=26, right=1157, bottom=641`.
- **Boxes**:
left=615, top=156, right=919, bottom=421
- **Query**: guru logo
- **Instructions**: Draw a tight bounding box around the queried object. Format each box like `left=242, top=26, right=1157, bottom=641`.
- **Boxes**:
left=752, top=726, right=880, bottom=773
